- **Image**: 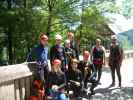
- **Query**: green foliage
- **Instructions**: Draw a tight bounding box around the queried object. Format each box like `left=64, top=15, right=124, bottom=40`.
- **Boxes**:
left=76, top=5, right=110, bottom=51
left=0, top=0, right=81, bottom=64
left=0, top=0, right=128, bottom=64
left=122, top=0, right=133, bottom=17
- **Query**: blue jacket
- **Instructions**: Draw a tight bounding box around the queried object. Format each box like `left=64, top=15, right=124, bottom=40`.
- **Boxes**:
left=27, top=44, right=48, bottom=64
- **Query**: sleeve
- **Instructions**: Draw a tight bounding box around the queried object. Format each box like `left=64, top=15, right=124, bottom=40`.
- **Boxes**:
left=47, top=72, right=53, bottom=88
left=65, top=71, right=69, bottom=82
left=63, top=47, right=68, bottom=66
left=90, top=63, right=96, bottom=73
left=102, top=46, right=106, bottom=62
left=73, top=40, right=79, bottom=60
left=50, top=46, right=54, bottom=63
left=90, top=46, right=95, bottom=62
left=108, top=44, right=112, bottom=66
left=26, top=47, right=36, bottom=62
left=118, top=46, right=124, bottom=65
left=79, top=71, right=83, bottom=82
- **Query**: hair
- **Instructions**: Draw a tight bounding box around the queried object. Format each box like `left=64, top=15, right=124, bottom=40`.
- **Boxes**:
left=96, top=38, right=101, bottom=42
left=51, top=63, right=62, bottom=73
left=39, top=33, right=47, bottom=40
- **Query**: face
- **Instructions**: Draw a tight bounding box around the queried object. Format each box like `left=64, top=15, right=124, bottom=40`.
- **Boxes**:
left=83, top=55, right=89, bottom=61
left=96, top=40, right=101, bottom=46
left=65, top=43, right=70, bottom=48
left=72, top=62, right=78, bottom=69
left=53, top=64, right=60, bottom=72
left=111, top=39, right=116, bottom=44
left=68, top=35, right=73, bottom=41
left=56, top=39, right=62, bottom=45
left=40, top=37, right=48, bottom=46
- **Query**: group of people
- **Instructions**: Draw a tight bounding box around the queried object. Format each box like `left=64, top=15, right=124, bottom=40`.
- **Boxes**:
left=27, top=32, right=123, bottom=100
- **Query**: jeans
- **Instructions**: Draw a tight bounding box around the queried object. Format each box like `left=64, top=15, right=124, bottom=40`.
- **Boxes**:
left=51, top=91, right=66, bottom=100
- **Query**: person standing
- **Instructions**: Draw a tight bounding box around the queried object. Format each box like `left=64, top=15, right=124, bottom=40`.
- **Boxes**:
left=27, top=33, right=49, bottom=98
left=67, top=32, right=79, bottom=60
left=91, top=38, right=106, bottom=84
left=109, top=35, right=123, bottom=88
left=64, top=39, right=76, bottom=70
left=27, top=33, right=49, bottom=84
left=50, top=34, right=67, bottom=71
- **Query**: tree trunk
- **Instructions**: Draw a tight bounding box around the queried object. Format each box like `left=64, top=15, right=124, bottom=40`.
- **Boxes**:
left=6, top=26, right=13, bottom=64
left=7, top=0, right=13, bottom=64
left=46, top=0, right=56, bottom=36
left=46, top=13, right=52, bottom=36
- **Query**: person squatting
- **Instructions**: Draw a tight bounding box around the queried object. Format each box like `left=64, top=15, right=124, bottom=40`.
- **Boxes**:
left=27, top=33, right=123, bottom=100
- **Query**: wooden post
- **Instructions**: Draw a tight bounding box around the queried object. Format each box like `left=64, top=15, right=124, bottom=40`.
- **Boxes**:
left=0, top=81, right=15, bottom=100
left=15, top=80, right=21, bottom=100
left=25, top=77, right=31, bottom=99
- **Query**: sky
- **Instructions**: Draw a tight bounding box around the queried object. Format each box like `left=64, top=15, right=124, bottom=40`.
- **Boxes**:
left=116, top=0, right=123, bottom=6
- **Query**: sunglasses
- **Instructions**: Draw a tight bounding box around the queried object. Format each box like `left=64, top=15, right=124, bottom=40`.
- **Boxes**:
left=41, top=38, right=48, bottom=41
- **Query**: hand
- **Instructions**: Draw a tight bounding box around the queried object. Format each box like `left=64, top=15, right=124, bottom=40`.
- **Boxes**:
left=65, top=65, right=68, bottom=70
left=75, top=81, right=80, bottom=86
left=38, top=89, right=45, bottom=97
left=103, top=61, right=106, bottom=65
left=85, top=67, right=88, bottom=70
left=52, top=85, right=59, bottom=91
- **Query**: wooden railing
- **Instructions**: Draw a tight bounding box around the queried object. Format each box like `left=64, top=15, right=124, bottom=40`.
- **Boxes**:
left=0, top=50, right=133, bottom=100
left=105, top=50, right=133, bottom=59
left=123, top=50, right=133, bottom=59
left=0, top=62, right=37, bottom=100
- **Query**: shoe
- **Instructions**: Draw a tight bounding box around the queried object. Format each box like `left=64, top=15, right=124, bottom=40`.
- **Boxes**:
left=90, top=91, right=95, bottom=95
left=84, top=84, right=88, bottom=89
left=119, top=83, right=122, bottom=88
left=97, top=81, right=101, bottom=85
left=109, top=83, right=115, bottom=87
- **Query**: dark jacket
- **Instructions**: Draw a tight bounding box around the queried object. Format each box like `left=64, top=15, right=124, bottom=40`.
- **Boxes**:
left=48, top=71, right=66, bottom=88
left=70, top=40, right=79, bottom=60
left=67, top=69, right=83, bottom=83
left=78, top=61, right=95, bottom=77
left=64, top=47, right=76, bottom=67
left=109, top=43, right=123, bottom=66
left=92, top=46, right=105, bottom=65
left=50, top=44, right=67, bottom=66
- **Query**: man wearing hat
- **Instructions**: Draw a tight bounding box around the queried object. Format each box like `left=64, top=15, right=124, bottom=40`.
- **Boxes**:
left=109, top=35, right=123, bottom=88
left=50, top=34, right=67, bottom=71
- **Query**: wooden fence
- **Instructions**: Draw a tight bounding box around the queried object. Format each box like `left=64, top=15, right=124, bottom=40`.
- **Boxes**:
left=0, top=62, right=37, bottom=100
left=0, top=50, right=133, bottom=100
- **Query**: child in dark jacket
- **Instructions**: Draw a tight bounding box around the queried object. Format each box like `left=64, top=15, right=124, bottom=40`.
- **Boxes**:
left=67, top=58, right=83, bottom=97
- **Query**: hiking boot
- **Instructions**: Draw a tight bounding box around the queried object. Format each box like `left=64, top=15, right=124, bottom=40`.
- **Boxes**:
left=109, top=83, right=115, bottom=87
left=119, top=83, right=122, bottom=88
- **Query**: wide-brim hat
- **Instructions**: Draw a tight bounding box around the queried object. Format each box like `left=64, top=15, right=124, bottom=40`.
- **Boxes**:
left=55, top=34, right=62, bottom=40
left=111, top=35, right=117, bottom=40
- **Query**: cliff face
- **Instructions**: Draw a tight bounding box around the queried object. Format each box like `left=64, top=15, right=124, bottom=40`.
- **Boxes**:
left=117, top=29, right=133, bottom=49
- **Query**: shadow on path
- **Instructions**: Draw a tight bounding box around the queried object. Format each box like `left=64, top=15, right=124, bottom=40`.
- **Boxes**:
left=88, top=86, right=133, bottom=100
